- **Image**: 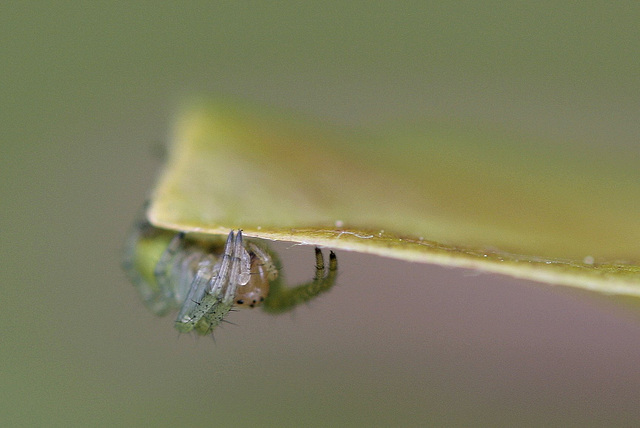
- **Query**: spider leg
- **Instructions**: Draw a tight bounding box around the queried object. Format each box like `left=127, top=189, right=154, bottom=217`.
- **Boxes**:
left=262, top=248, right=338, bottom=314
left=173, top=252, right=204, bottom=304
left=174, top=254, right=217, bottom=328
left=174, top=231, right=234, bottom=332
left=247, top=242, right=279, bottom=281
left=198, top=231, right=250, bottom=334
left=176, top=231, right=248, bottom=334
left=227, top=230, right=250, bottom=296
left=154, top=232, right=185, bottom=302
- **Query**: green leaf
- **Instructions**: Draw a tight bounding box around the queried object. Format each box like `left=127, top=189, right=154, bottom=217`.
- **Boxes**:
left=148, top=99, right=640, bottom=297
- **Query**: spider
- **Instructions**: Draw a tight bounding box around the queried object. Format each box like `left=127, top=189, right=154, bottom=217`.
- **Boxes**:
left=124, top=221, right=338, bottom=335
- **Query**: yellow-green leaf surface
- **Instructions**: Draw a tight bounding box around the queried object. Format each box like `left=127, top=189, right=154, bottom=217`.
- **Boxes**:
left=149, top=100, right=640, bottom=297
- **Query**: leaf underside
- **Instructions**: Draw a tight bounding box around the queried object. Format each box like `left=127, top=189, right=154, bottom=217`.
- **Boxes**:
left=149, top=99, right=640, bottom=297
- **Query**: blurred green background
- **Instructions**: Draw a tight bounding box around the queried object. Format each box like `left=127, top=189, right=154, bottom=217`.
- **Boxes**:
left=2, top=2, right=639, bottom=426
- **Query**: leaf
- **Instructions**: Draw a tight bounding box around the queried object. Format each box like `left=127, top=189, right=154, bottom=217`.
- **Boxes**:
left=148, top=99, right=640, bottom=297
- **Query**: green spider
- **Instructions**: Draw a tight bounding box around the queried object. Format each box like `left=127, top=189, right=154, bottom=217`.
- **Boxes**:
left=124, top=221, right=338, bottom=335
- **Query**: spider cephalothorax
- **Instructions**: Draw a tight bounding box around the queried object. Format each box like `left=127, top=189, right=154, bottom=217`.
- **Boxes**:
left=124, top=222, right=337, bottom=335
